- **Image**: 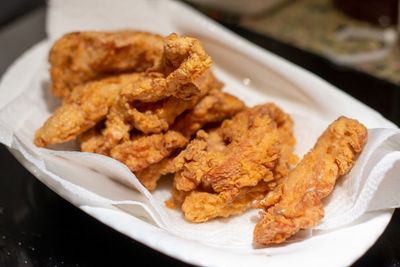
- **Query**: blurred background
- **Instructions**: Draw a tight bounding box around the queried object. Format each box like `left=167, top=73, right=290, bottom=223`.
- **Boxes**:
left=0, top=1, right=399, bottom=267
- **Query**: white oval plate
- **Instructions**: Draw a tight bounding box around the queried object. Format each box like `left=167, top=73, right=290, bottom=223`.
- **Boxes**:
left=1, top=0, right=396, bottom=266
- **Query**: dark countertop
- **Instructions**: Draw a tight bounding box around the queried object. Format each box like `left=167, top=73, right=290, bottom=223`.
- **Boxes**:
left=1, top=5, right=399, bottom=267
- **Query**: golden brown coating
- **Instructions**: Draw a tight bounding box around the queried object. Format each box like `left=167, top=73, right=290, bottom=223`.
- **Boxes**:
left=172, top=103, right=297, bottom=222
left=174, top=104, right=286, bottom=197
left=50, top=31, right=213, bottom=102
left=110, top=131, right=188, bottom=172
left=50, top=31, right=165, bottom=99
left=135, top=158, right=176, bottom=191
left=253, top=116, right=367, bottom=245
left=127, top=97, right=196, bottom=134
left=39, top=31, right=217, bottom=150
left=173, top=129, right=226, bottom=193
left=159, top=34, right=213, bottom=100
left=181, top=182, right=273, bottom=223
left=124, top=70, right=222, bottom=134
left=34, top=74, right=126, bottom=147
left=172, top=90, right=245, bottom=138
left=79, top=102, right=132, bottom=155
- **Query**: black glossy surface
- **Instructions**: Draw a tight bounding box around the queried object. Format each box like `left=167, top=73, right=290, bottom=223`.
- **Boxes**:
left=1, top=4, right=400, bottom=267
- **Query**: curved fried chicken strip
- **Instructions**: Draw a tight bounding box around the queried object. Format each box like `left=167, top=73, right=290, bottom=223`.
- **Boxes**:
left=172, top=90, right=245, bottom=138
left=50, top=31, right=165, bottom=99
left=182, top=182, right=273, bottom=223
left=253, top=116, right=367, bottom=245
left=124, top=71, right=222, bottom=134
left=34, top=74, right=130, bottom=147
left=159, top=33, right=213, bottom=100
left=110, top=131, right=188, bottom=172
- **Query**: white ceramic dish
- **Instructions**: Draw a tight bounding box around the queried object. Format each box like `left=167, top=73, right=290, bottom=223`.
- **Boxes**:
left=0, top=1, right=396, bottom=266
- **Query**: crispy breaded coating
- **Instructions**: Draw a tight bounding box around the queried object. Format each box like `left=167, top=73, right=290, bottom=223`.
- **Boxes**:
left=123, top=70, right=222, bottom=134
left=172, top=90, right=245, bottom=138
left=160, top=34, right=213, bottom=100
left=174, top=104, right=283, bottom=196
left=253, top=116, right=367, bottom=245
left=181, top=182, right=273, bottom=223
left=171, top=103, right=297, bottom=222
left=127, top=97, right=197, bottom=134
left=173, top=129, right=225, bottom=192
left=34, top=74, right=126, bottom=147
left=50, top=31, right=165, bottom=99
left=135, top=158, right=176, bottom=191
left=79, top=100, right=132, bottom=155
left=110, top=131, right=188, bottom=172
left=79, top=76, right=221, bottom=153
left=39, top=32, right=217, bottom=150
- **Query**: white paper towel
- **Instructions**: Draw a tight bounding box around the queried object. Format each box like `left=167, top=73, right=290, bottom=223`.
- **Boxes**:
left=1, top=0, right=400, bottom=253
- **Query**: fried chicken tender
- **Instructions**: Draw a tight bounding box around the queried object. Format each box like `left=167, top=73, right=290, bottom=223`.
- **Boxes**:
left=34, top=74, right=129, bottom=147
left=79, top=100, right=132, bottom=155
left=79, top=96, right=192, bottom=153
left=132, top=89, right=243, bottom=191
left=172, top=90, right=245, bottom=138
left=80, top=74, right=222, bottom=160
left=181, top=182, right=273, bottom=223
left=122, top=70, right=222, bottom=134
left=110, top=130, right=188, bottom=172
left=172, top=103, right=297, bottom=222
left=159, top=33, right=213, bottom=100
left=50, top=31, right=165, bottom=99
left=50, top=31, right=213, bottom=102
left=175, top=104, right=287, bottom=196
left=253, top=116, right=367, bottom=245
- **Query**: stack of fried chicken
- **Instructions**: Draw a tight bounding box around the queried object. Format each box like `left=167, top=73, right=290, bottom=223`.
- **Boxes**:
left=34, top=31, right=367, bottom=245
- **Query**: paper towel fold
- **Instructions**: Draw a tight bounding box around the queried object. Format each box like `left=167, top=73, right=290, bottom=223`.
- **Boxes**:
left=1, top=0, right=400, bottom=251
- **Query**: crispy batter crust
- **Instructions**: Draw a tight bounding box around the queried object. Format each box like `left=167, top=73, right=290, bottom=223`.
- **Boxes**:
left=50, top=31, right=165, bottom=99
left=253, top=116, right=367, bottom=245
left=172, top=103, right=297, bottom=222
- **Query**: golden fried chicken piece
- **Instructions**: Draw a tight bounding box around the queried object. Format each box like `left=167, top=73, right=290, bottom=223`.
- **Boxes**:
left=34, top=74, right=130, bottom=147
left=50, top=31, right=165, bottom=99
left=123, top=71, right=222, bottom=134
left=79, top=101, right=132, bottom=155
left=181, top=181, right=273, bottom=223
left=135, top=158, right=176, bottom=191
left=79, top=96, right=192, bottom=152
left=159, top=33, right=213, bottom=100
left=253, top=116, right=367, bottom=245
left=80, top=75, right=221, bottom=155
left=265, top=103, right=298, bottom=180
left=127, top=97, right=197, bottom=134
left=80, top=72, right=223, bottom=156
left=175, top=104, right=285, bottom=196
left=110, top=131, right=188, bottom=172
left=50, top=31, right=213, bottom=102
left=171, top=103, right=297, bottom=222
left=173, top=129, right=226, bottom=192
left=172, top=90, right=245, bottom=138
